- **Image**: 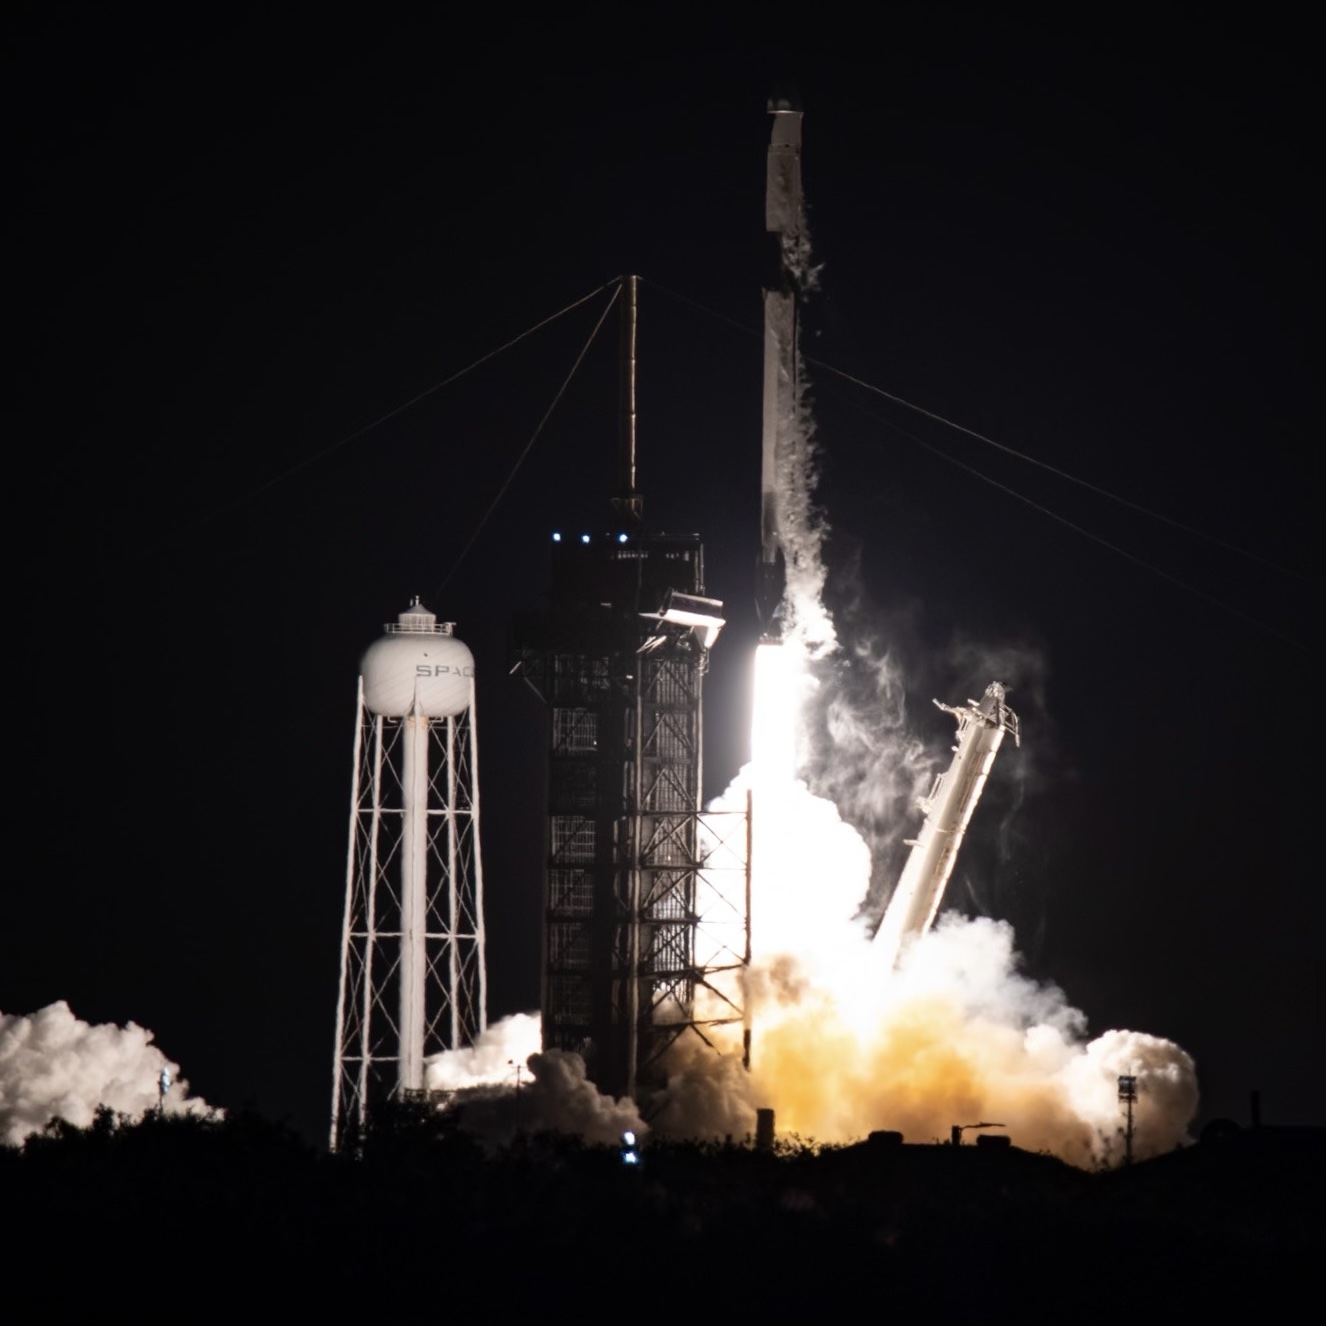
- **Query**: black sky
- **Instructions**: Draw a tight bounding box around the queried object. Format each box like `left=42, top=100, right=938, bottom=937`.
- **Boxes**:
left=6, top=13, right=1321, bottom=1143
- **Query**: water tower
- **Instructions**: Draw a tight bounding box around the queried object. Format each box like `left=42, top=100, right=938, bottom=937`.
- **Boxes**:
left=330, top=598, right=487, bottom=1149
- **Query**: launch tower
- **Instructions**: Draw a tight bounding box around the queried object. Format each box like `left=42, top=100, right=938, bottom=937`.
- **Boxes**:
left=512, top=277, right=739, bottom=1103
left=330, top=600, right=487, bottom=1149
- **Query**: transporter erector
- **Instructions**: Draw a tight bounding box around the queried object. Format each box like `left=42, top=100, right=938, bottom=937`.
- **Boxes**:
left=874, top=682, right=1021, bottom=968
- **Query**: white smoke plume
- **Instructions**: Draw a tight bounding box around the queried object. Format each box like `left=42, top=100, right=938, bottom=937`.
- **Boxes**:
left=0, top=1001, right=216, bottom=1147
left=773, top=191, right=835, bottom=660
left=729, top=493, right=1196, bottom=1163
left=424, top=1013, right=644, bottom=1150
left=424, top=1012, right=541, bottom=1092
left=416, top=747, right=1197, bottom=1168
left=650, top=1034, right=758, bottom=1142
left=802, top=632, right=943, bottom=913
left=658, top=232, right=1200, bottom=1165
left=774, top=376, right=836, bottom=658
left=663, top=764, right=1198, bottom=1165
left=757, top=909, right=1199, bottom=1167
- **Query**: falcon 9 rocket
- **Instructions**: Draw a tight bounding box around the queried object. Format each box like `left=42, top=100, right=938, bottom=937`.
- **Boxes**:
left=757, top=101, right=803, bottom=640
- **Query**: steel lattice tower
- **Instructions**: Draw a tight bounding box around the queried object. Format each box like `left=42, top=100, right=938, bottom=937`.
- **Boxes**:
left=510, top=278, right=747, bottom=1104
left=330, top=600, right=487, bottom=1150
left=513, top=532, right=745, bottom=1102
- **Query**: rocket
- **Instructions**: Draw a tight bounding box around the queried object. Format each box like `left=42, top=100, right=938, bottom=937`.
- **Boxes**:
left=757, top=100, right=804, bottom=639
left=873, top=682, right=1021, bottom=968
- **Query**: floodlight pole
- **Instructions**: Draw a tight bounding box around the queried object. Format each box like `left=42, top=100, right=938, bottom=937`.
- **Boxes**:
left=1118, top=1074, right=1138, bottom=1166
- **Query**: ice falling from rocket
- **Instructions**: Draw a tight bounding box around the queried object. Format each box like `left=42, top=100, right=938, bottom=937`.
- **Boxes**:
left=756, top=100, right=802, bottom=641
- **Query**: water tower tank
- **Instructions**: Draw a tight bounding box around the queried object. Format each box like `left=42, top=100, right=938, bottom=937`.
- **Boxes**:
left=361, top=598, right=475, bottom=718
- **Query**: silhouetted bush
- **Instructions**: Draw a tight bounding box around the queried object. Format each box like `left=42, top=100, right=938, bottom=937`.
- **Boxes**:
left=3, top=1111, right=1320, bottom=1310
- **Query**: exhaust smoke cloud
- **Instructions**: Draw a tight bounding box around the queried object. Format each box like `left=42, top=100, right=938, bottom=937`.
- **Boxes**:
left=0, top=1001, right=216, bottom=1147
left=708, top=305, right=1199, bottom=1165
left=690, top=741, right=1198, bottom=1166
left=441, top=677, right=1196, bottom=1167
left=424, top=1013, right=645, bottom=1149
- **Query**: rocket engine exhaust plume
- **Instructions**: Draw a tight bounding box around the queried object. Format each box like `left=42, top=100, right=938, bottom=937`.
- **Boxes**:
left=693, top=721, right=1198, bottom=1165
left=677, top=103, right=1198, bottom=1161
left=0, top=1001, right=216, bottom=1146
left=722, top=412, right=1199, bottom=1164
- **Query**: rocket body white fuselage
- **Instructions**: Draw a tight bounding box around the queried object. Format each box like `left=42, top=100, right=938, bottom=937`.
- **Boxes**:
left=758, top=105, right=803, bottom=635
left=874, top=683, right=1020, bottom=969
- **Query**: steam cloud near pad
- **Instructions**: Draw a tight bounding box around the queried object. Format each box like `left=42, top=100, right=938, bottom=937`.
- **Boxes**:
left=0, top=1001, right=216, bottom=1146
left=430, top=749, right=1196, bottom=1165
left=690, top=759, right=1195, bottom=1166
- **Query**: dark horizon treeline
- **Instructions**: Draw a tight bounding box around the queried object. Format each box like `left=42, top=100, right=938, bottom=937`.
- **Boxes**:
left=3, top=1106, right=1320, bottom=1310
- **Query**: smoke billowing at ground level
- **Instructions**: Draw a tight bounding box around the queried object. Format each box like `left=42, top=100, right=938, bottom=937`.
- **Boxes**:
left=431, top=914, right=1197, bottom=1168
left=0, top=1001, right=216, bottom=1146
left=739, top=915, right=1198, bottom=1167
left=424, top=1015, right=646, bottom=1148
left=680, top=753, right=1198, bottom=1167
left=421, top=615, right=1198, bottom=1166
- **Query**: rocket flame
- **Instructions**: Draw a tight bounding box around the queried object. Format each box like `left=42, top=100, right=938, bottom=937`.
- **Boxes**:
left=720, top=632, right=1198, bottom=1167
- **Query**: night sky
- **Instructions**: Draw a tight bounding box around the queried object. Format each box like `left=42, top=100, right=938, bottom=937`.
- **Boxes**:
left=7, top=14, right=1320, bottom=1144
